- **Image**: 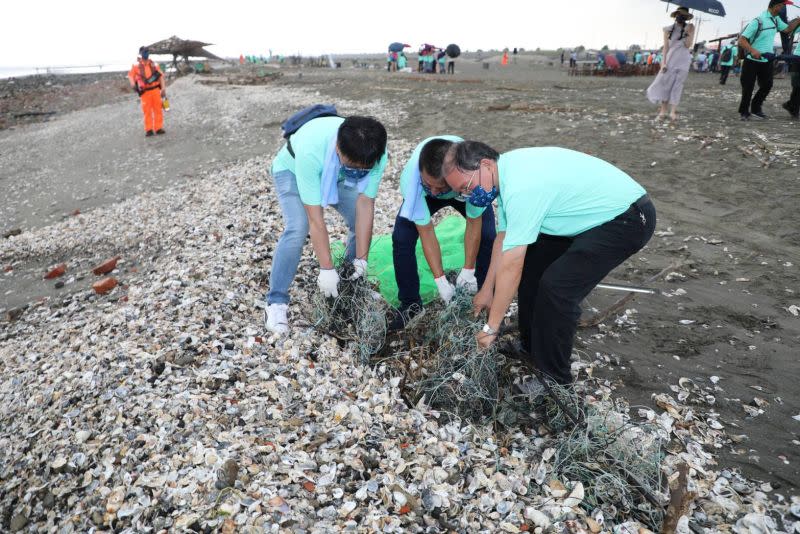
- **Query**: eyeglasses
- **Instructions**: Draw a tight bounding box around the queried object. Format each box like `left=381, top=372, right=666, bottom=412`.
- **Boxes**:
left=458, top=168, right=480, bottom=196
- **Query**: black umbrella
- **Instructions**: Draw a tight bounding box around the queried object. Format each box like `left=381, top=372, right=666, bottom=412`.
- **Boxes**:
left=388, top=42, right=408, bottom=52
left=661, top=0, right=725, bottom=17
left=445, top=44, right=461, bottom=58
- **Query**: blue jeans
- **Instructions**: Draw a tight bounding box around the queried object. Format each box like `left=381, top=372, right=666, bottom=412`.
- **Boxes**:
left=267, top=170, right=359, bottom=305
left=392, top=197, right=496, bottom=309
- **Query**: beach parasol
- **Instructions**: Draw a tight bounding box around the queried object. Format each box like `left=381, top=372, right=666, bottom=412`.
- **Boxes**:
left=605, top=54, right=621, bottom=70
left=145, top=35, right=223, bottom=60
left=388, top=42, right=409, bottom=52
left=660, top=0, right=726, bottom=17
left=445, top=44, right=461, bottom=58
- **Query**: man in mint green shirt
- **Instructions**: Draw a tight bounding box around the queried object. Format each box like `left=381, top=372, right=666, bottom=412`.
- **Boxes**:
left=783, top=27, right=800, bottom=118
left=719, top=40, right=738, bottom=85
left=738, top=0, right=800, bottom=120
left=389, top=136, right=496, bottom=330
left=265, top=115, right=388, bottom=335
left=443, top=142, right=655, bottom=385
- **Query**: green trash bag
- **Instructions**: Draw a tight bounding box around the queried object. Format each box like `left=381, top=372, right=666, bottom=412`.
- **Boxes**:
left=332, top=215, right=467, bottom=307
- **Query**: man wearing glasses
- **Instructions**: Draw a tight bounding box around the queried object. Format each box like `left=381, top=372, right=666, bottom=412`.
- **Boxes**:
left=389, top=136, right=496, bottom=330
left=443, top=142, right=655, bottom=385
left=265, top=115, right=388, bottom=335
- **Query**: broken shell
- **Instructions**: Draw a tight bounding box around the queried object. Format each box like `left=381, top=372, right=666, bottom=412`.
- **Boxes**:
left=525, top=508, right=551, bottom=529
left=563, top=482, right=585, bottom=508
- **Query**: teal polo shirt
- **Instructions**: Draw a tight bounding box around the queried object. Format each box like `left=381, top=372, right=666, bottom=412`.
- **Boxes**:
left=795, top=27, right=800, bottom=55
left=399, top=135, right=487, bottom=226
left=720, top=45, right=738, bottom=67
left=271, top=116, right=388, bottom=206
left=741, top=11, right=788, bottom=63
left=496, top=148, right=647, bottom=252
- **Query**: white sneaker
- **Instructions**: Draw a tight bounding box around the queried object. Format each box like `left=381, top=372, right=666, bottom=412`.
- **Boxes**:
left=265, top=303, right=289, bottom=335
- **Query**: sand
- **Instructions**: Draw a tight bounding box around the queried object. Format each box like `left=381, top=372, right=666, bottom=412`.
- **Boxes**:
left=1, top=58, right=799, bottom=497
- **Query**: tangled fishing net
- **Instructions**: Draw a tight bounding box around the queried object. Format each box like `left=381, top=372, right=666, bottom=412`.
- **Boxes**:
left=310, top=273, right=666, bottom=529
left=309, top=263, right=388, bottom=365
left=401, top=290, right=666, bottom=529
left=412, top=290, right=505, bottom=422
left=545, top=386, right=667, bottom=528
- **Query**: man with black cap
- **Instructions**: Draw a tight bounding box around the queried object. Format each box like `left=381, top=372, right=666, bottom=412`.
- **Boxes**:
left=127, top=46, right=167, bottom=136
left=738, top=0, right=800, bottom=120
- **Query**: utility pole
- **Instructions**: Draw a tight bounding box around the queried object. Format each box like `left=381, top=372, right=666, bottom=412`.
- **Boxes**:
left=695, top=16, right=708, bottom=48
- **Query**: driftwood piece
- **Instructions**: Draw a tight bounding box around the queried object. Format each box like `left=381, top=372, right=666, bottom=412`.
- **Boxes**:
left=486, top=103, right=575, bottom=113
left=579, top=261, right=683, bottom=328
left=11, top=111, right=57, bottom=118
left=660, top=463, right=696, bottom=534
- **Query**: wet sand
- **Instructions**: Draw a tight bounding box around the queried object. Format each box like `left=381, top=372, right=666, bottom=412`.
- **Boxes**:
left=2, top=57, right=799, bottom=495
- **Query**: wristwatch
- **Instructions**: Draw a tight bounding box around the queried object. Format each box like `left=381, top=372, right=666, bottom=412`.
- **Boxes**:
left=482, top=323, right=497, bottom=336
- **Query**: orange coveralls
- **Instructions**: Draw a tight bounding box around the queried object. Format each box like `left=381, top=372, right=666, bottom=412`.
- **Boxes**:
left=127, top=59, right=164, bottom=132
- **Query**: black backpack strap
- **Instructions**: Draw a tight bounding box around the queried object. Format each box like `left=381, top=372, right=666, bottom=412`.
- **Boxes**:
left=287, top=137, right=295, bottom=158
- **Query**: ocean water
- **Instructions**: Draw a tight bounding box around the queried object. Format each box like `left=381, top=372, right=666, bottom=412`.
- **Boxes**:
left=0, top=64, right=130, bottom=79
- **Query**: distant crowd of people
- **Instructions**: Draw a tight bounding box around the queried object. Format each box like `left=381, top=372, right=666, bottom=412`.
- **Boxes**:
left=387, top=46, right=455, bottom=74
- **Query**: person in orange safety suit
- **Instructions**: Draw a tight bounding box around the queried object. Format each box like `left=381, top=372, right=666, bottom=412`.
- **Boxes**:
left=128, top=46, right=166, bottom=137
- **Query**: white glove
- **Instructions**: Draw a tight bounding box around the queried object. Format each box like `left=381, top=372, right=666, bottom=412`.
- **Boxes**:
left=318, top=269, right=340, bottom=298
left=456, top=268, right=478, bottom=293
left=350, top=258, right=368, bottom=280
left=434, top=276, right=456, bottom=304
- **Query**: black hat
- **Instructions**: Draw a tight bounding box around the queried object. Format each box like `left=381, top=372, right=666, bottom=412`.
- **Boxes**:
left=671, top=7, right=694, bottom=19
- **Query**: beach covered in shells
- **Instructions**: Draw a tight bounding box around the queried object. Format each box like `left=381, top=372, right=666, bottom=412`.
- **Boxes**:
left=2, top=62, right=800, bottom=532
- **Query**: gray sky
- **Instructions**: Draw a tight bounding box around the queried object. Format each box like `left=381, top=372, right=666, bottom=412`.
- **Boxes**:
left=1, top=0, right=798, bottom=68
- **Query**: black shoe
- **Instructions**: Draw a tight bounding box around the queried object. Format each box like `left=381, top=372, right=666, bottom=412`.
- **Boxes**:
left=155, top=129, right=166, bottom=135
left=740, top=113, right=751, bottom=121
left=782, top=102, right=800, bottom=119
left=145, top=130, right=155, bottom=137
left=387, top=303, right=423, bottom=331
left=752, top=111, right=768, bottom=120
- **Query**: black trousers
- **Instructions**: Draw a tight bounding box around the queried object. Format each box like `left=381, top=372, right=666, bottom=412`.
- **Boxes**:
left=517, top=197, right=656, bottom=384
left=392, top=197, right=496, bottom=309
left=739, top=59, right=774, bottom=115
left=719, top=65, right=731, bottom=85
left=447, top=61, right=455, bottom=74
left=786, top=69, right=800, bottom=115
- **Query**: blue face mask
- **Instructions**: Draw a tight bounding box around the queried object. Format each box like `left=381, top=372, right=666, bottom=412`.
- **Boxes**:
left=467, top=185, right=499, bottom=207
left=421, top=180, right=451, bottom=199
left=340, top=165, right=370, bottom=182
left=141, top=51, right=150, bottom=60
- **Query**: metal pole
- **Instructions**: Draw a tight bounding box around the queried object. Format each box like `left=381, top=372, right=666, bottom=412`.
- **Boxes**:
left=596, top=283, right=657, bottom=295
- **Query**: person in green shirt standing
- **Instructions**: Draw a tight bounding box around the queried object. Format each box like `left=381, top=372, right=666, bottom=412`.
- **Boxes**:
left=265, top=115, right=388, bottom=335
left=442, top=142, right=655, bottom=385
left=389, top=136, right=497, bottom=330
left=738, top=0, right=800, bottom=120
left=782, top=27, right=800, bottom=118
left=719, top=40, right=738, bottom=85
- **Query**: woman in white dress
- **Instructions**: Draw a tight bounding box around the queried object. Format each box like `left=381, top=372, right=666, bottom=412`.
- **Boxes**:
left=646, top=6, right=696, bottom=121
